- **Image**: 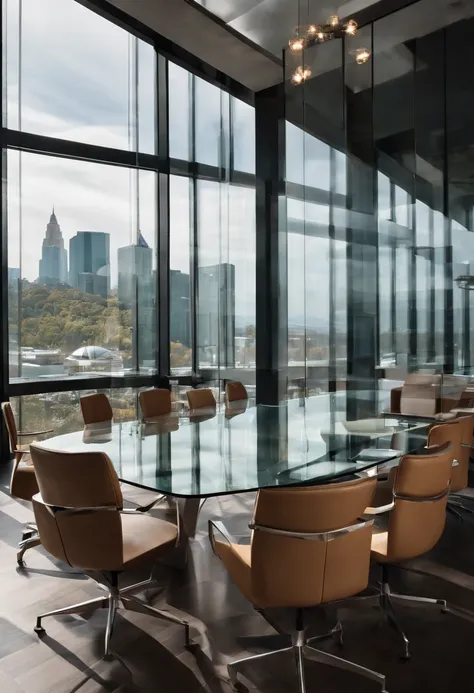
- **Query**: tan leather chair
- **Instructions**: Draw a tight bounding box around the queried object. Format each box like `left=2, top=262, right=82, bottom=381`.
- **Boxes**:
left=80, top=392, right=113, bottom=425
left=186, top=387, right=216, bottom=410
left=365, top=441, right=453, bottom=659
left=425, top=416, right=474, bottom=517
left=1, top=402, right=53, bottom=565
left=139, top=388, right=172, bottom=419
left=225, top=381, right=248, bottom=404
left=450, top=415, right=473, bottom=493
left=390, top=373, right=464, bottom=418
left=209, top=478, right=388, bottom=693
left=29, top=444, right=190, bottom=657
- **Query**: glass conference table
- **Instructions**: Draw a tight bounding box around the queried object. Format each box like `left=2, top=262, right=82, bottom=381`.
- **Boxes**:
left=36, top=397, right=430, bottom=544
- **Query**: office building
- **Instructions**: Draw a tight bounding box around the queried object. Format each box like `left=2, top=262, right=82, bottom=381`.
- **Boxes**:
left=38, top=209, right=68, bottom=285
left=69, top=231, right=110, bottom=299
left=170, top=269, right=191, bottom=347
left=118, top=232, right=155, bottom=365
left=117, top=232, right=153, bottom=306
left=8, top=268, right=20, bottom=288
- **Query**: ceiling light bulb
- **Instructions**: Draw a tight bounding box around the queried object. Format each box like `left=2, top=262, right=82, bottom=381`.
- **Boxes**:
left=354, top=47, right=371, bottom=64
left=317, top=30, right=326, bottom=40
left=307, top=24, right=320, bottom=35
left=328, top=14, right=340, bottom=27
left=291, top=65, right=312, bottom=85
left=344, top=19, right=358, bottom=36
left=289, top=36, right=305, bottom=52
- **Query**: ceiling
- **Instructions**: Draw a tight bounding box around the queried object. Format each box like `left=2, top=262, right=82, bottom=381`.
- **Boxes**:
left=190, top=0, right=383, bottom=57
left=105, top=0, right=282, bottom=91
left=105, top=0, right=388, bottom=92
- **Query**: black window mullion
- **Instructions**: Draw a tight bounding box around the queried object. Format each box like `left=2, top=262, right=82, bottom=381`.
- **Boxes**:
left=157, top=54, right=170, bottom=379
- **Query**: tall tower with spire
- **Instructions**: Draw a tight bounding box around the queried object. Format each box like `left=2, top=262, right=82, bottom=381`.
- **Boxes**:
left=38, top=208, right=68, bottom=285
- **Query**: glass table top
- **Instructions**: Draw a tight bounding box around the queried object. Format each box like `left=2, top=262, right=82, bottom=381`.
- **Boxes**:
left=36, top=398, right=430, bottom=498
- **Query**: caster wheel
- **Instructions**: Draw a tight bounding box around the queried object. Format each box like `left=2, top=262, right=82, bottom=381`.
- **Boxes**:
left=400, top=652, right=411, bottom=661
left=34, top=626, right=46, bottom=637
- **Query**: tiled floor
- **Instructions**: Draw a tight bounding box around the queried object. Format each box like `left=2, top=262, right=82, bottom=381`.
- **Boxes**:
left=0, top=466, right=474, bottom=693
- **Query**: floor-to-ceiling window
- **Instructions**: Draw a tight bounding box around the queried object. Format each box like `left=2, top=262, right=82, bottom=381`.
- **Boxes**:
left=1, top=0, right=255, bottom=438
left=169, top=62, right=256, bottom=395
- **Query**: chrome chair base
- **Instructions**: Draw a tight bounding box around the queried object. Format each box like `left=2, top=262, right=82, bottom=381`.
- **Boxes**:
left=17, top=524, right=41, bottom=566
left=353, top=566, right=448, bottom=660
left=228, top=620, right=387, bottom=693
left=33, top=573, right=191, bottom=657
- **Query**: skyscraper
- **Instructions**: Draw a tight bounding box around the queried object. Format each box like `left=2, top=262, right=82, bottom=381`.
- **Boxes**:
left=69, top=231, right=110, bottom=299
left=38, top=209, right=68, bottom=285
left=198, top=263, right=235, bottom=366
left=117, top=232, right=155, bottom=366
left=117, top=232, right=153, bottom=305
left=170, top=269, right=191, bottom=347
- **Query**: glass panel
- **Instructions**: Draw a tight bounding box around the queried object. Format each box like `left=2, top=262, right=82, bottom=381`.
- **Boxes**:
left=231, top=97, right=255, bottom=174
left=3, top=0, right=155, bottom=152
left=195, top=76, right=222, bottom=167
left=170, top=175, right=193, bottom=374
left=304, top=134, right=330, bottom=191
left=11, top=388, right=140, bottom=436
left=196, top=180, right=256, bottom=372
left=197, top=180, right=221, bottom=368
left=169, top=62, right=191, bottom=161
left=7, top=151, right=157, bottom=381
left=229, top=185, right=256, bottom=369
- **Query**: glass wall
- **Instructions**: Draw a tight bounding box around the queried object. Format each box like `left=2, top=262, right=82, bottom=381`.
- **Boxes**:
left=283, top=0, right=474, bottom=414
left=1, top=0, right=256, bottom=440
left=7, top=151, right=157, bottom=379
left=169, top=60, right=256, bottom=385
left=373, top=0, right=474, bottom=378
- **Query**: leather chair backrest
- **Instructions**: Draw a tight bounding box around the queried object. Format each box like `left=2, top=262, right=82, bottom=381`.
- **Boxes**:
left=139, top=388, right=172, bottom=419
left=250, top=477, right=376, bottom=609
left=427, top=417, right=472, bottom=491
left=2, top=401, right=17, bottom=451
left=187, top=388, right=216, bottom=410
left=226, top=382, right=248, bottom=404
left=400, top=374, right=440, bottom=416
left=386, top=441, right=452, bottom=563
left=29, top=444, right=124, bottom=571
left=440, top=375, right=468, bottom=413
left=450, top=416, right=472, bottom=491
left=80, top=393, right=113, bottom=425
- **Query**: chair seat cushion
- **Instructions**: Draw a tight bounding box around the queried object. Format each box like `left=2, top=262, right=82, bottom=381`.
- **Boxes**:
left=214, top=540, right=255, bottom=605
left=371, top=530, right=389, bottom=562
left=121, top=514, right=178, bottom=570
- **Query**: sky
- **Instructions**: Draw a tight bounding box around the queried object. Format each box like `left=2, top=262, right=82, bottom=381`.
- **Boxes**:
left=6, top=0, right=462, bottom=336
left=5, top=0, right=258, bottom=326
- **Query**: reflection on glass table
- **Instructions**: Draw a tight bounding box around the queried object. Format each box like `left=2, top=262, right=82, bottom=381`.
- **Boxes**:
left=37, top=398, right=430, bottom=499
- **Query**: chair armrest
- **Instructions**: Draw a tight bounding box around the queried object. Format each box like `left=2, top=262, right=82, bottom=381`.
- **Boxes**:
left=208, top=520, right=239, bottom=556
left=362, top=502, right=395, bottom=517
left=248, top=519, right=374, bottom=542
left=17, top=429, right=54, bottom=437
